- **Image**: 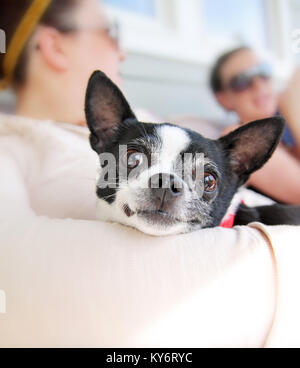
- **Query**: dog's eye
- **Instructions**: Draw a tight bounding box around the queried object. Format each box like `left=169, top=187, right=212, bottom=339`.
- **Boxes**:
left=126, top=150, right=144, bottom=170
left=204, top=173, right=217, bottom=192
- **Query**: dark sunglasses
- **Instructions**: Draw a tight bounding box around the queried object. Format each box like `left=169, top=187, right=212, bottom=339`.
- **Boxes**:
left=224, top=63, right=272, bottom=93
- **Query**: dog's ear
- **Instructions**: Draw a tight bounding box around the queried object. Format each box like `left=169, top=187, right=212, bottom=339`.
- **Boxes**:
left=219, top=117, right=285, bottom=182
left=85, top=71, right=136, bottom=153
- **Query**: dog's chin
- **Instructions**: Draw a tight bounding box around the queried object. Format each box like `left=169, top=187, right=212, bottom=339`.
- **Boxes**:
left=96, top=199, right=196, bottom=236
left=130, top=210, right=184, bottom=236
left=134, top=219, right=188, bottom=236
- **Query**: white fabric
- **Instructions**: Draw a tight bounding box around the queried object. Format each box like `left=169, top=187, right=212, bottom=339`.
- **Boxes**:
left=0, top=113, right=98, bottom=220
left=0, top=113, right=299, bottom=348
left=251, top=223, right=300, bottom=348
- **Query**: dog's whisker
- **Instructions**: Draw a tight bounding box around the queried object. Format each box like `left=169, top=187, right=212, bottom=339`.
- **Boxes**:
left=97, top=183, right=119, bottom=188
left=101, top=192, right=118, bottom=199
left=102, top=196, right=115, bottom=201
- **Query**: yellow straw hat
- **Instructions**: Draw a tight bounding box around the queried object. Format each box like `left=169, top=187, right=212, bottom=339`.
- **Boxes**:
left=0, top=0, right=51, bottom=90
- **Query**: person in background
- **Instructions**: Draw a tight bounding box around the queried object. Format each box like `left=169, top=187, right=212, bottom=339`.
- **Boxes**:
left=210, top=47, right=300, bottom=204
left=0, top=0, right=126, bottom=220
left=0, top=0, right=124, bottom=125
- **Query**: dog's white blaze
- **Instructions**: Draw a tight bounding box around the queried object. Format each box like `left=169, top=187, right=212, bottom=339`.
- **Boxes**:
left=96, top=125, right=195, bottom=236
left=156, top=125, right=190, bottom=172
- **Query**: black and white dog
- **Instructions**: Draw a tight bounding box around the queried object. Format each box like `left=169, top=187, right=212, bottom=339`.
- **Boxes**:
left=85, top=71, right=300, bottom=236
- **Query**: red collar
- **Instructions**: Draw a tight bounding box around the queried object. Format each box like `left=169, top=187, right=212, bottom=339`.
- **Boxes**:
left=220, top=213, right=236, bottom=228
left=220, top=195, right=244, bottom=229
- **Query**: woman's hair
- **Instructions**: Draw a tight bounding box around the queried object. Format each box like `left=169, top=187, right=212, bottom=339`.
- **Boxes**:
left=210, top=46, right=250, bottom=94
left=0, top=0, right=80, bottom=89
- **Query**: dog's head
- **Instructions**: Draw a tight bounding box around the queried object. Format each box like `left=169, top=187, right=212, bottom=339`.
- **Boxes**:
left=85, top=71, right=285, bottom=235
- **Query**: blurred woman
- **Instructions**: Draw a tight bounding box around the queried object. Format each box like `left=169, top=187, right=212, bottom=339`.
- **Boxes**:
left=210, top=47, right=300, bottom=204
left=0, top=0, right=126, bottom=219
left=0, top=0, right=124, bottom=124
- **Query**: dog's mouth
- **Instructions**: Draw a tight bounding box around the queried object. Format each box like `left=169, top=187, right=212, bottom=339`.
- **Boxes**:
left=137, top=209, right=183, bottom=226
left=122, top=203, right=202, bottom=228
left=123, top=202, right=183, bottom=226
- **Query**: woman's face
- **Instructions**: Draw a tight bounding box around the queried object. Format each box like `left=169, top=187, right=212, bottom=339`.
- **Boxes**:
left=66, top=0, right=125, bottom=88
left=216, top=49, right=278, bottom=123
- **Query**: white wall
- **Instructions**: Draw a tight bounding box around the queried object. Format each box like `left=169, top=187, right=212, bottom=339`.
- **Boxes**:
left=122, top=52, right=225, bottom=120
left=105, top=0, right=300, bottom=120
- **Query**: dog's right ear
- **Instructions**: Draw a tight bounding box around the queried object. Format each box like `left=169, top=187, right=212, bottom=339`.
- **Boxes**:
left=219, top=116, right=285, bottom=183
left=85, top=71, right=136, bottom=153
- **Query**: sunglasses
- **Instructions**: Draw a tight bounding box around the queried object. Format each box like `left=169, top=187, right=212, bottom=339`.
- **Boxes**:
left=224, top=63, right=272, bottom=93
left=58, top=20, right=120, bottom=47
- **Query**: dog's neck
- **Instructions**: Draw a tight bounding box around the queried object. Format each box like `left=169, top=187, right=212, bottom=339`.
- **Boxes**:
left=220, top=190, right=244, bottom=228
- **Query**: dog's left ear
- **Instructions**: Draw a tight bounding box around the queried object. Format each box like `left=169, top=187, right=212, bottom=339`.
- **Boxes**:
left=85, top=71, right=136, bottom=153
left=219, top=117, right=285, bottom=182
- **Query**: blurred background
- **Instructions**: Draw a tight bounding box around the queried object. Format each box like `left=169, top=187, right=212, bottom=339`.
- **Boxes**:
left=1, top=0, right=300, bottom=124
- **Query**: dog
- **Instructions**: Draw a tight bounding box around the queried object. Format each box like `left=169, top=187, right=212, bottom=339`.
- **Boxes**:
left=85, top=71, right=300, bottom=236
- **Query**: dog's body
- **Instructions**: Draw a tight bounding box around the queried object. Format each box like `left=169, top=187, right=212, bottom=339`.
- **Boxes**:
left=85, top=71, right=300, bottom=236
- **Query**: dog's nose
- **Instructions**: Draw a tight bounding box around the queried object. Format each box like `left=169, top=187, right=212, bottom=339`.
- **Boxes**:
left=149, top=173, right=184, bottom=204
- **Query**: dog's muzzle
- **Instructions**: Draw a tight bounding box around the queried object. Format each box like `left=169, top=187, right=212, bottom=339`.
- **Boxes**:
left=149, top=173, right=184, bottom=208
